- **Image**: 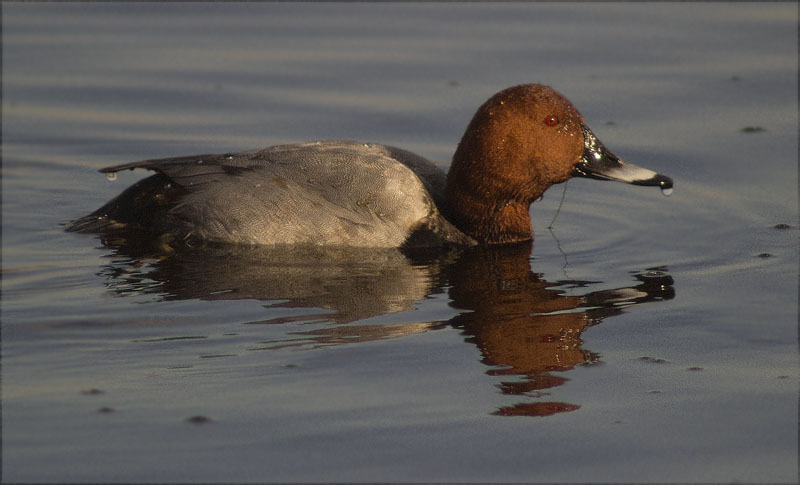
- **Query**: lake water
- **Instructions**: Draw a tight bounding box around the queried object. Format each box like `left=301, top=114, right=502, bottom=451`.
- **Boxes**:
left=2, top=3, right=797, bottom=483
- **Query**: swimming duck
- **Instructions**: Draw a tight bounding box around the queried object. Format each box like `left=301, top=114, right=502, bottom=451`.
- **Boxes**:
left=68, top=83, right=672, bottom=247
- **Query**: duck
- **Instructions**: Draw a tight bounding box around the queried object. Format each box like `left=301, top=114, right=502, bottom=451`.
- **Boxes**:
left=67, top=83, right=673, bottom=248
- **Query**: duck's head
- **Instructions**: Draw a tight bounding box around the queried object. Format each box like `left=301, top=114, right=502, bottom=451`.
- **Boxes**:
left=445, top=83, right=673, bottom=245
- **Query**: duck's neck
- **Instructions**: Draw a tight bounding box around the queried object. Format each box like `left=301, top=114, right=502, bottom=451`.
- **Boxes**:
left=445, top=176, right=537, bottom=245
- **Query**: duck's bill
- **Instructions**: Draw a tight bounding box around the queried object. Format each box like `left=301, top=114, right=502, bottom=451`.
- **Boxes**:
left=573, top=125, right=673, bottom=192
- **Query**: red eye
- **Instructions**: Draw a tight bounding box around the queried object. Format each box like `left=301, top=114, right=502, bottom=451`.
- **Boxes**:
left=544, top=115, right=559, bottom=127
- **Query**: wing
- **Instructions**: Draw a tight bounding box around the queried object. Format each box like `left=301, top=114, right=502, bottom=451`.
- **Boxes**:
left=159, top=142, right=441, bottom=246
left=87, top=141, right=445, bottom=246
left=78, top=140, right=467, bottom=247
left=98, top=150, right=266, bottom=190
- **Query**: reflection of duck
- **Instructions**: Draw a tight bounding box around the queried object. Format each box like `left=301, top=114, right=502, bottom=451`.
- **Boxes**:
left=68, top=84, right=671, bottom=248
left=446, top=242, right=673, bottom=416
left=100, top=244, right=449, bottom=324
left=97, top=240, right=673, bottom=417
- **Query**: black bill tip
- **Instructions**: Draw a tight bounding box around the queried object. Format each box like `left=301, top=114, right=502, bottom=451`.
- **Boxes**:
left=632, top=173, right=673, bottom=190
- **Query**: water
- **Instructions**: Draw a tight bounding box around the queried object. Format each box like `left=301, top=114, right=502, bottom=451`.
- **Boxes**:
left=2, top=3, right=797, bottom=482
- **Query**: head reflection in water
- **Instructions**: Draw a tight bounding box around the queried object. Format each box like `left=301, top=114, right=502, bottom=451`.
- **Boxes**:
left=446, top=242, right=673, bottom=416
left=95, top=239, right=674, bottom=418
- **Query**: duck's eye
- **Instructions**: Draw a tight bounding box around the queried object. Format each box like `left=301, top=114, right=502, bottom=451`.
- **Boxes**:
left=544, top=115, right=559, bottom=127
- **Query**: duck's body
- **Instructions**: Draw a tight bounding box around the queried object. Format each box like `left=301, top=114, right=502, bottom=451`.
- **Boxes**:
left=68, top=84, right=673, bottom=248
left=71, top=140, right=473, bottom=247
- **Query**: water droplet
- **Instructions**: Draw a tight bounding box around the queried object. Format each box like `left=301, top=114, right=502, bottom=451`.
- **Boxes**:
left=660, top=187, right=673, bottom=197
left=105, top=172, right=117, bottom=182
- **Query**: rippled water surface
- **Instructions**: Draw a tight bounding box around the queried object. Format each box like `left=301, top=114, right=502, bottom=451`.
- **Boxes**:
left=2, top=3, right=798, bottom=483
